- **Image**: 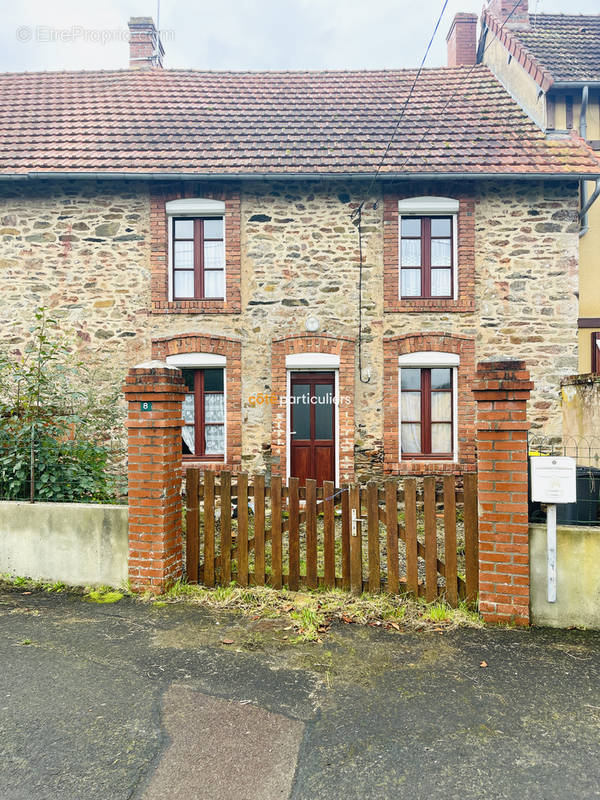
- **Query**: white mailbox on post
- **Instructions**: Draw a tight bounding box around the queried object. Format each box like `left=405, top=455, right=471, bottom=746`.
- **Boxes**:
left=530, top=456, right=576, bottom=504
left=530, top=456, right=576, bottom=604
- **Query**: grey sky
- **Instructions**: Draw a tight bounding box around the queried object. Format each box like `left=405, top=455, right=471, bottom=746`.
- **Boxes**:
left=2, top=0, right=598, bottom=73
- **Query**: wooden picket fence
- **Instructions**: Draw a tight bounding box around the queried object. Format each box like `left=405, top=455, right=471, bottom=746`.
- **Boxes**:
left=185, top=470, right=479, bottom=605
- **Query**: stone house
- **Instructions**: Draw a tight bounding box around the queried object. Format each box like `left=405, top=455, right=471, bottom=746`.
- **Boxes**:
left=0, top=17, right=598, bottom=485
left=449, top=0, right=600, bottom=373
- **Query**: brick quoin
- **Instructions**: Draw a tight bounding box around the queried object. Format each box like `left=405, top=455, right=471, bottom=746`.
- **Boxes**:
left=124, top=361, right=186, bottom=593
left=472, top=360, right=534, bottom=626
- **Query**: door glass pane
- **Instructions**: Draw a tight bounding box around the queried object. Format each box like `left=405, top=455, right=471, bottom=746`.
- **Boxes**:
left=401, top=368, right=421, bottom=390
left=204, top=240, right=225, bottom=269
left=204, top=425, right=224, bottom=454
left=431, top=368, right=451, bottom=390
left=401, top=239, right=421, bottom=266
left=181, top=369, right=195, bottom=392
left=204, top=393, right=224, bottom=423
left=174, top=219, right=194, bottom=238
left=174, top=271, right=195, bottom=298
left=431, top=217, right=451, bottom=237
left=204, top=270, right=224, bottom=298
left=204, top=218, right=224, bottom=239
left=431, top=239, right=451, bottom=267
left=431, top=423, right=452, bottom=453
left=401, top=391, right=421, bottom=421
left=431, top=268, right=452, bottom=297
left=174, top=240, right=194, bottom=268
left=431, top=392, right=452, bottom=422
left=401, top=269, right=421, bottom=297
left=314, top=384, right=333, bottom=440
left=291, top=384, right=310, bottom=439
left=182, top=393, right=195, bottom=424
left=401, top=218, right=421, bottom=237
left=401, top=423, right=421, bottom=454
left=182, top=426, right=195, bottom=455
left=203, top=369, right=224, bottom=392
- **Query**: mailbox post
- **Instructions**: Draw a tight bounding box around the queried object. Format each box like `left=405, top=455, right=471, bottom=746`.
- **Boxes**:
left=530, top=456, right=576, bottom=603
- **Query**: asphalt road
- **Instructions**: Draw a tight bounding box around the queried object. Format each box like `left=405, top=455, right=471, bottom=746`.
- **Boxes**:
left=1, top=588, right=599, bottom=799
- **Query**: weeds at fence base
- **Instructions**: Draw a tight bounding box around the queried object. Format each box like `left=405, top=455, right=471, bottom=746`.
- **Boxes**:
left=0, top=575, right=482, bottom=642
left=158, top=581, right=482, bottom=641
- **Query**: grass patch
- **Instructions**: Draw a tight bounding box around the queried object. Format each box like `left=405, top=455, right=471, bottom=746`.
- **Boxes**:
left=156, top=580, right=483, bottom=639
left=42, top=581, right=67, bottom=593
left=84, top=587, right=124, bottom=604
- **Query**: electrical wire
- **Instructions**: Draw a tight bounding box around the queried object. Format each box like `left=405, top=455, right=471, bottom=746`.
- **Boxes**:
left=396, top=0, right=526, bottom=174
left=353, top=0, right=524, bottom=385
left=352, top=0, right=450, bottom=219
left=353, top=0, right=451, bottom=384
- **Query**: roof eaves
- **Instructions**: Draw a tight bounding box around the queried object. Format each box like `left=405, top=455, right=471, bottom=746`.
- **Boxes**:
left=0, top=170, right=598, bottom=181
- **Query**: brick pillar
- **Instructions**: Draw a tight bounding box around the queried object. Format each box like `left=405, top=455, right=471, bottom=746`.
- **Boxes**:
left=123, top=361, right=185, bottom=593
left=472, top=361, right=534, bottom=626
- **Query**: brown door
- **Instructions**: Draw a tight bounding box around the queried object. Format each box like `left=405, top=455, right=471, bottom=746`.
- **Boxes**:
left=290, top=372, right=336, bottom=487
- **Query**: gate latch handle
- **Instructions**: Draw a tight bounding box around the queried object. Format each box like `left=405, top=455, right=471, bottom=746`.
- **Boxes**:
left=351, top=508, right=366, bottom=537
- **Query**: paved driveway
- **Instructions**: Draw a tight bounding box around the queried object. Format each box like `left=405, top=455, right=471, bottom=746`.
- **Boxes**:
left=1, top=589, right=599, bottom=799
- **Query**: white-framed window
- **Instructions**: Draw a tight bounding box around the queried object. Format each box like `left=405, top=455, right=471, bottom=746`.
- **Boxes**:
left=398, top=351, right=459, bottom=461
left=398, top=197, right=459, bottom=300
left=166, top=199, right=226, bottom=302
left=166, top=352, right=227, bottom=460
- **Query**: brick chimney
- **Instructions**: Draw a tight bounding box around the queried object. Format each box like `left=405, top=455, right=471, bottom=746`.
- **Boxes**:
left=446, top=13, right=478, bottom=67
left=486, top=0, right=530, bottom=29
left=128, top=17, right=164, bottom=69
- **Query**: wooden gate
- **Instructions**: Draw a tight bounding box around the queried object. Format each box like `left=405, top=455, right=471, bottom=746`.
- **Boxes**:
left=185, top=471, right=478, bottom=606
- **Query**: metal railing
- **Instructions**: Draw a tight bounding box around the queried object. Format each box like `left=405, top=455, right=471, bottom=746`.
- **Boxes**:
left=528, top=435, right=600, bottom=526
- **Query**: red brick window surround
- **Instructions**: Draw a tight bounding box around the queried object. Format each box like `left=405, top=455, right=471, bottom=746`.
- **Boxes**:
left=150, top=185, right=241, bottom=315
left=384, top=190, right=475, bottom=313
left=271, top=335, right=355, bottom=485
left=383, top=333, right=476, bottom=475
left=152, top=334, right=242, bottom=470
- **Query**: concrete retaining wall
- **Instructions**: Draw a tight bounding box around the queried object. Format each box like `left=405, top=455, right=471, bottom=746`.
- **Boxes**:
left=530, top=523, right=600, bottom=629
left=0, top=501, right=128, bottom=588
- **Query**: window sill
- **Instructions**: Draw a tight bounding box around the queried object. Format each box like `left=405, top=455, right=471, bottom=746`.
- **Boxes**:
left=183, top=456, right=225, bottom=463
left=386, top=460, right=464, bottom=476
left=152, top=300, right=241, bottom=315
left=401, top=456, right=455, bottom=462
left=384, top=297, right=474, bottom=313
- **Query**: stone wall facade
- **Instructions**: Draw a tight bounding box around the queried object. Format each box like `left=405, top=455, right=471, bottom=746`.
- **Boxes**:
left=0, top=178, right=580, bottom=481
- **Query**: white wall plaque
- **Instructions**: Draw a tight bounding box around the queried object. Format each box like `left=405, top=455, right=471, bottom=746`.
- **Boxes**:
left=530, top=456, right=576, bottom=504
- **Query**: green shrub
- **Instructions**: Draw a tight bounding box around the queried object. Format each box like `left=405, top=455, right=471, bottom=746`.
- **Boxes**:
left=0, top=308, right=124, bottom=503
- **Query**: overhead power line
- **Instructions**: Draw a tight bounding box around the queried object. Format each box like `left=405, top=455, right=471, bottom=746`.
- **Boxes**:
left=352, top=0, right=450, bottom=220
left=397, top=0, right=526, bottom=173
left=354, top=0, right=450, bottom=384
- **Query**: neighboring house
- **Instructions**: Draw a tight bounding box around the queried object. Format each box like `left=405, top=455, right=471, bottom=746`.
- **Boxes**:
left=449, top=0, right=600, bottom=373
left=0, top=16, right=598, bottom=484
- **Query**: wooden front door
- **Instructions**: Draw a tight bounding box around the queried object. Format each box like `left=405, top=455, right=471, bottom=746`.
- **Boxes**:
left=290, top=372, right=336, bottom=486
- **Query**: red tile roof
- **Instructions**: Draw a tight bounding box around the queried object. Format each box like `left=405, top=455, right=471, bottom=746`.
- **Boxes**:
left=0, top=65, right=598, bottom=178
